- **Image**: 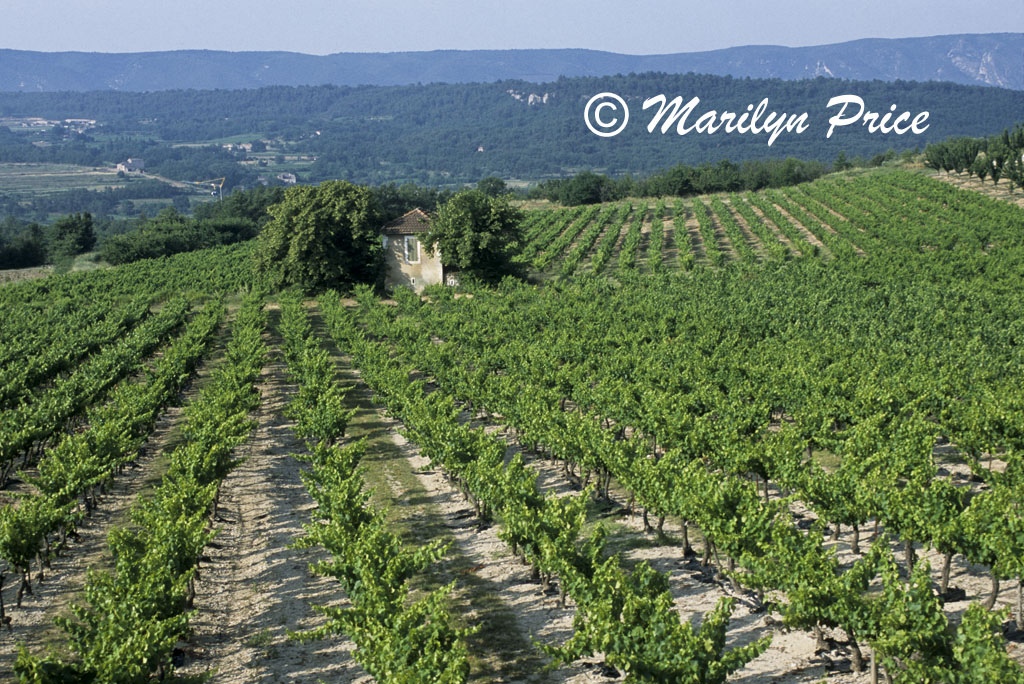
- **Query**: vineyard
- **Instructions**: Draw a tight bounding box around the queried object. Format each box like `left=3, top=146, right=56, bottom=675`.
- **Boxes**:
left=514, top=168, right=1024, bottom=277
left=1, top=168, right=1024, bottom=683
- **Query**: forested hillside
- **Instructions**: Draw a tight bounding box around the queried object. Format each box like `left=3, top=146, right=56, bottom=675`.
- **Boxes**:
left=2, top=73, right=1024, bottom=187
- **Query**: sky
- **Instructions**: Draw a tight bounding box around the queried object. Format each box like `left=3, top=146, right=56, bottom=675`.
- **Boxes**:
left=2, top=1, right=1023, bottom=55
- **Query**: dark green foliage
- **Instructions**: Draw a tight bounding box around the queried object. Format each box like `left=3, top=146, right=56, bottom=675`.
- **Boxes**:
left=924, top=123, right=1024, bottom=191
left=1, top=74, right=1023, bottom=188
left=99, top=208, right=256, bottom=265
left=254, top=180, right=382, bottom=292
left=476, top=176, right=509, bottom=197
left=94, top=185, right=291, bottom=265
left=47, top=212, right=95, bottom=263
left=422, top=190, right=524, bottom=283
left=192, top=184, right=284, bottom=227
left=370, top=182, right=453, bottom=222
left=543, top=171, right=617, bottom=206
left=0, top=218, right=47, bottom=269
left=533, top=158, right=827, bottom=205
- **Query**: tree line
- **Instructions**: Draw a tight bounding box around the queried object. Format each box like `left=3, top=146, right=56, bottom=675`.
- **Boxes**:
left=0, top=212, right=94, bottom=271
left=0, top=179, right=461, bottom=270
left=529, top=158, right=827, bottom=205
left=923, top=123, right=1024, bottom=190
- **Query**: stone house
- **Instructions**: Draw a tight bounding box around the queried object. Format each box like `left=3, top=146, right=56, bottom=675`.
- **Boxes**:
left=381, top=208, right=454, bottom=292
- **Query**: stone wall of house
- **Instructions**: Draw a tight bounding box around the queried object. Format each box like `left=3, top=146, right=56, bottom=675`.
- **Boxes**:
left=383, top=235, right=443, bottom=292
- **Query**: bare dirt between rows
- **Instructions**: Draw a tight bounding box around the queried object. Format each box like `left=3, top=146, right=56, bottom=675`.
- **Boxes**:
left=744, top=200, right=797, bottom=256
left=178, top=318, right=366, bottom=684
left=772, top=202, right=828, bottom=253
left=0, top=408, right=187, bottom=678
left=634, top=215, right=655, bottom=272
left=539, top=216, right=586, bottom=263
left=785, top=195, right=867, bottom=256
left=936, top=173, right=1024, bottom=209
left=660, top=219, right=683, bottom=270
left=0, top=318, right=231, bottom=679
left=722, top=199, right=769, bottom=260
left=347, top=308, right=840, bottom=682
left=368, top=310, right=1024, bottom=682
left=704, top=203, right=739, bottom=261
left=601, top=207, right=637, bottom=273
left=561, top=212, right=605, bottom=265
left=468, top=418, right=1024, bottom=683
left=683, top=207, right=708, bottom=264
left=578, top=215, right=623, bottom=276
left=309, top=305, right=591, bottom=683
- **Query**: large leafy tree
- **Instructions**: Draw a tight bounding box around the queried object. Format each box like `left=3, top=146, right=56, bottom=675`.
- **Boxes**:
left=48, top=212, right=96, bottom=258
left=475, top=176, right=508, bottom=197
left=422, top=190, right=523, bottom=283
left=255, top=181, right=382, bottom=292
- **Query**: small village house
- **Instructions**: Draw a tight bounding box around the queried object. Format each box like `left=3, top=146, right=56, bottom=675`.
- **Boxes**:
left=116, top=158, right=145, bottom=174
left=381, top=208, right=455, bottom=292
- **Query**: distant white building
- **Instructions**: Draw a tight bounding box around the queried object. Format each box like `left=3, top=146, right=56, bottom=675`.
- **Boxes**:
left=117, top=158, right=145, bottom=174
left=63, top=118, right=96, bottom=133
left=276, top=172, right=297, bottom=185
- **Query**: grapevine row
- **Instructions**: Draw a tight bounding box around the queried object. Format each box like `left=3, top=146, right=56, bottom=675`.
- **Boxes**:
left=588, top=203, right=630, bottom=273
left=15, top=292, right=267, bottom=683
left=277, top=293, right=473, bottom=682
left=709, top=197, right=757, bottom=263
left=671, top=199, right=696, bottom=270
left=558, top=204, right=616, bottom=277
left=616, top=203, right=646, bottom=271
left=323, top=290, right=769, bottom=683
left=0, top=297, right=192, bottom=485
left=646, top=199, right=666, bottom=272
left=0, top=299, right=225, bottom=623
left=692, top=199, right=726, bottom=266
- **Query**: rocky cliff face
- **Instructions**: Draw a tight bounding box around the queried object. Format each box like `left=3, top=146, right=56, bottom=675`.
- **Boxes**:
left=0, top=33, right=1021, bottom=92
left=945, top=39, right=1017, bottom=88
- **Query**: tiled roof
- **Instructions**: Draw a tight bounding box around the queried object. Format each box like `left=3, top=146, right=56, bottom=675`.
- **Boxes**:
left=382, top=208, right=430, bottom=235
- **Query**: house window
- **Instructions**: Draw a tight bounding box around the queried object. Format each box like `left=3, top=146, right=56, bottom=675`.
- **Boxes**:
left=381, top=235, right=388, bottom=249
left=404, top=236, right=420, bottom=264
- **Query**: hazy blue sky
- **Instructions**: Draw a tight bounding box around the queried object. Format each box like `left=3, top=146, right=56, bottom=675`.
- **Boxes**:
left=3, top=1, right=1023, bottom=54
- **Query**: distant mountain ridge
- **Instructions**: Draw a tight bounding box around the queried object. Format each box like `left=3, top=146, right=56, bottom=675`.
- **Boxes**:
left=1, top=33, right=1022, bottom=92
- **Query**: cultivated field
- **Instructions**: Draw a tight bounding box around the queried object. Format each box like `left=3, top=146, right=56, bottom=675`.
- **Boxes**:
left=0, top=163, right=126, bottom=196
left=1, top=170, right=1023, bottom=683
